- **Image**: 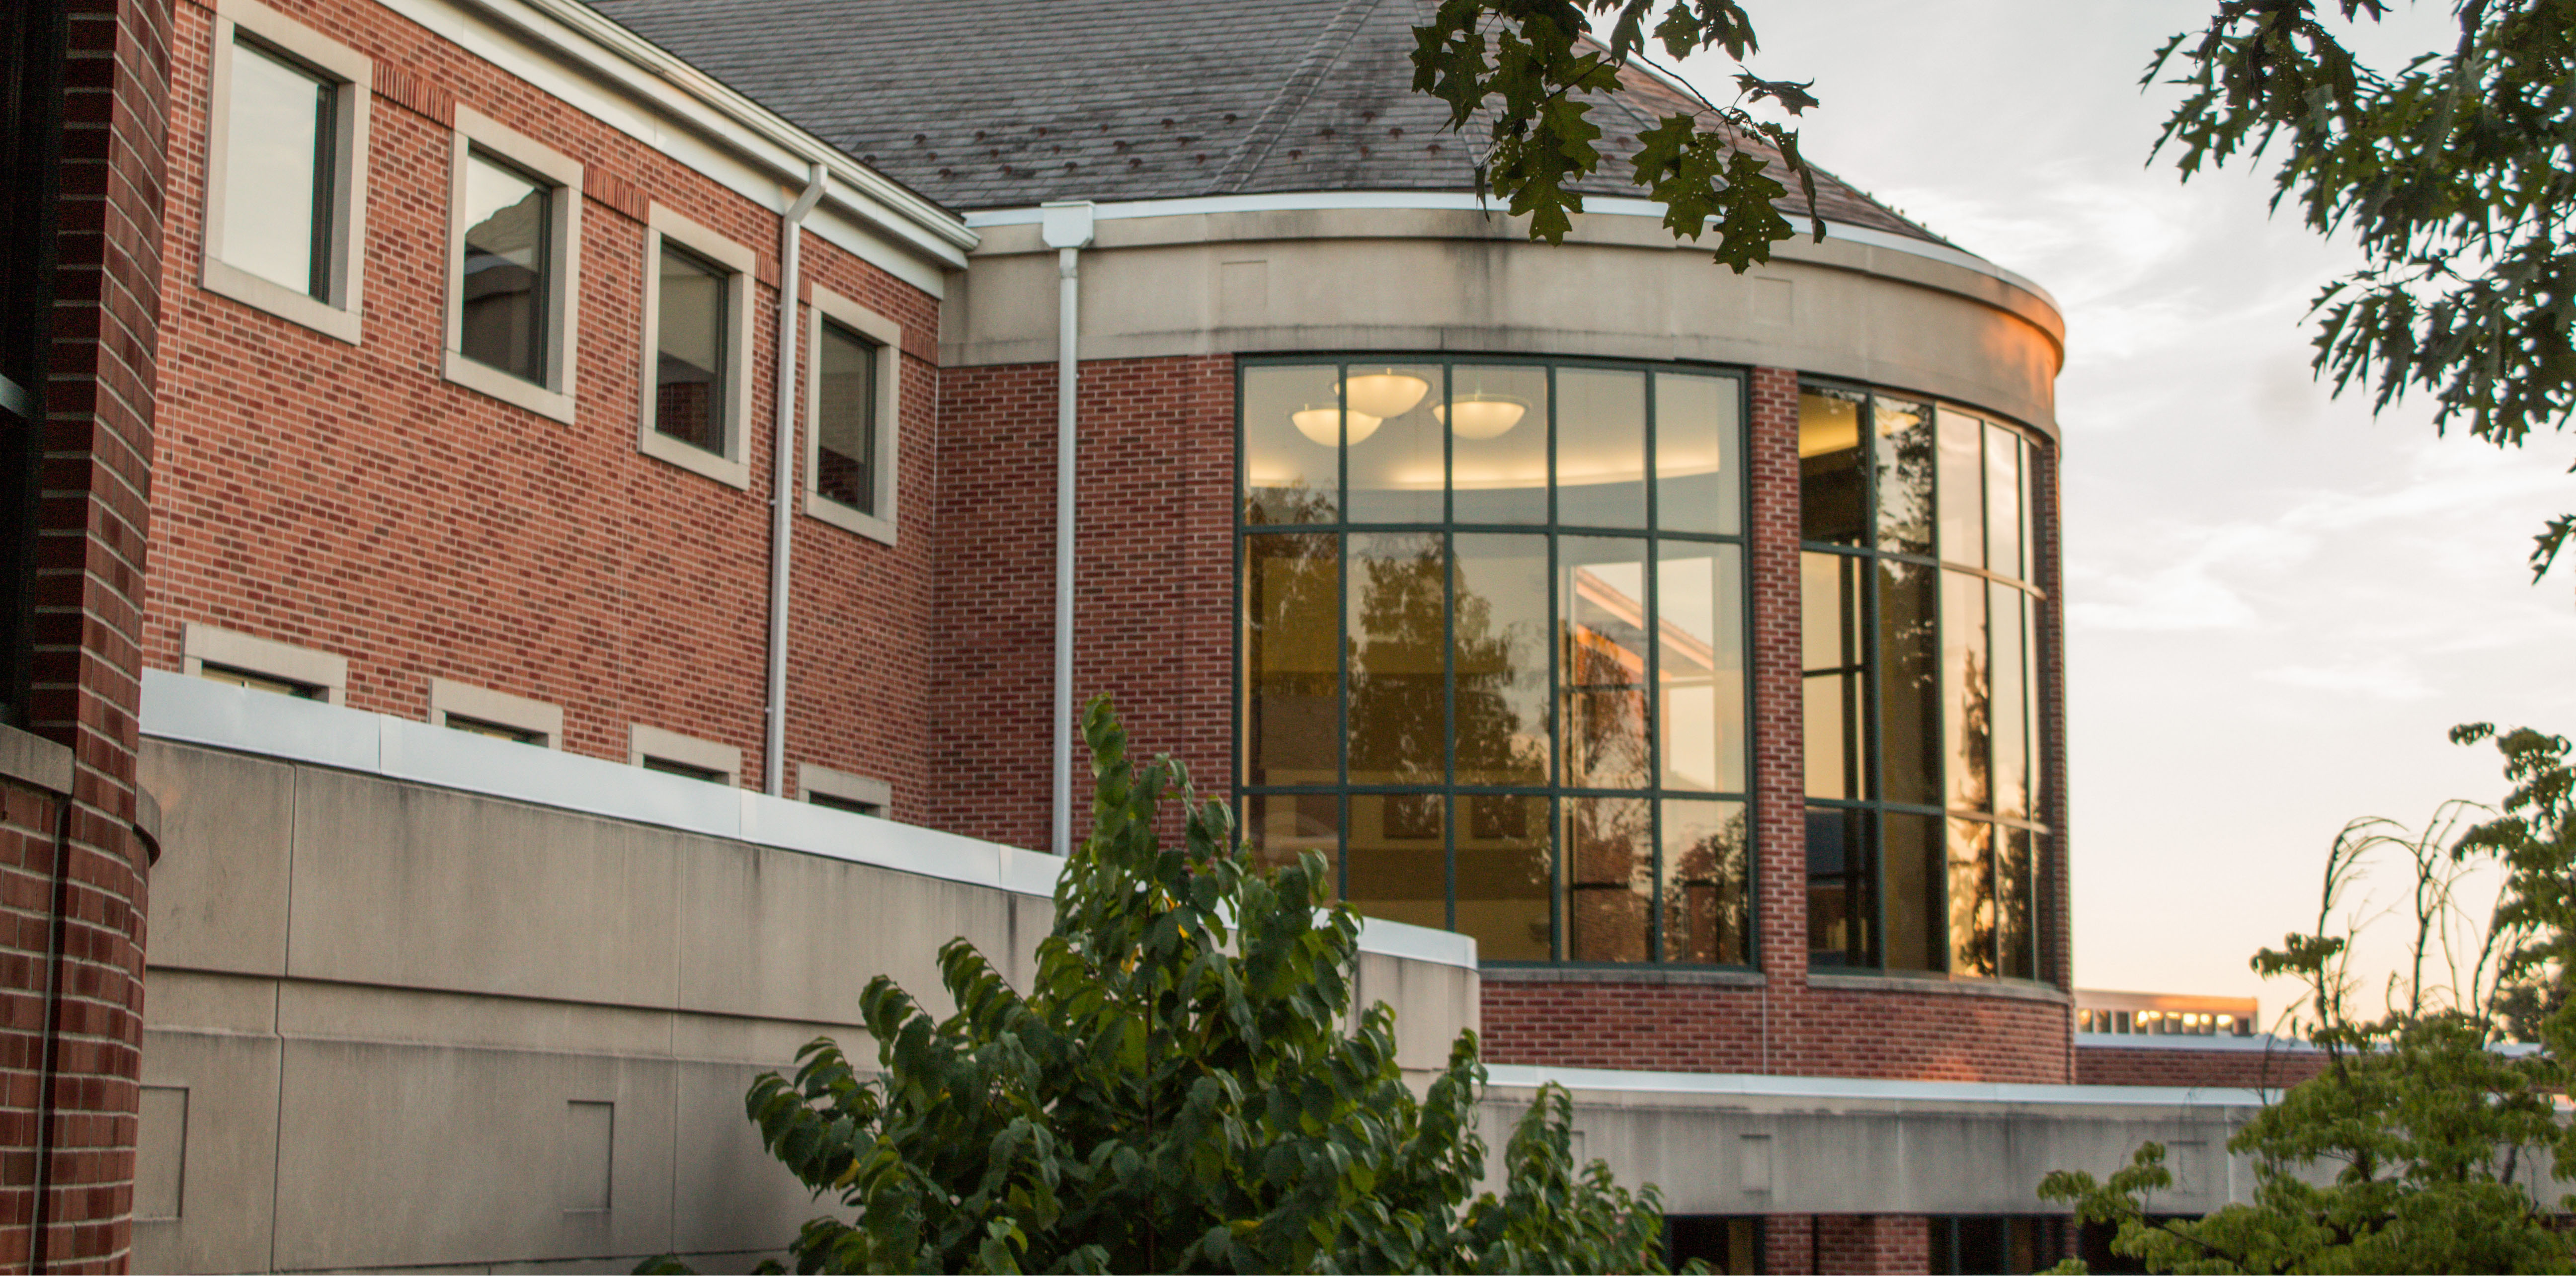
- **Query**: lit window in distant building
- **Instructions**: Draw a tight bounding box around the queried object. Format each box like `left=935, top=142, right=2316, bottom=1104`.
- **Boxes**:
left=1800, top=385, right=2046, bottom=978
left=1236, top=356, right=1751, bottom=967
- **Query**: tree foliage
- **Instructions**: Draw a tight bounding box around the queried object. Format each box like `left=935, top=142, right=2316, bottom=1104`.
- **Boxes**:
left=720, top=696, right=1679, bottom=1274
left=2147, top=1, right=2576, bottom=588
left=2040, top=724, right=2576, bottom=1274
left=1408, top=0, right=1821, bottom=268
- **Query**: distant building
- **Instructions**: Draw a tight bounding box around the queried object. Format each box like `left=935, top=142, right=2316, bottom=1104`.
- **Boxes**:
left=2077, top=989, right=2259, bottom=1037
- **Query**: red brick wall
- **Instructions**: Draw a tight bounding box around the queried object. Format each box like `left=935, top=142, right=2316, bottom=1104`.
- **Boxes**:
left=4, top=0, right=173, bottom=1266
left=1818, top=1214, right=1929, bottom=1274
left=2077, top=1044, right=2327, bottom=1090
left=929, top=355, right=1234, bottom=850
left=144, top=0, right=942, bottom=804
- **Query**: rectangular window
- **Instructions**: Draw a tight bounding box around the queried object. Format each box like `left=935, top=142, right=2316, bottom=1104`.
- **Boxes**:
left=428, top=676, right=562, bottom=748
left=442, top=108, right=580, bottom=422
left=804, top=288, right=902, bottom=539
left=635, top=208, right=754, bottom=487
left=798, top=763, right=892, bottom=817
left=812, top=319, right=874, bottom=511
left=199, top=0, right=370, bottom=342
left=181, top=621, right=346, bottom=705
left=628, top=723, right=739, bottom=787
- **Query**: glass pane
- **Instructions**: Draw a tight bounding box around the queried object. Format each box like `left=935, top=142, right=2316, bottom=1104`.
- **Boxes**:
left=1943, top=570, right=1992, bottom=814
left=1947, top=818, right=1996, bottom=976
left=1801, top=552, right=1863, bottom=800
left=1347, top=532, right=1446, bottom=785
left=2019, top=437, right=2038, bottom=580
left=1448, top=365, right=1547, bottom=525
left=1663, top=799, right=1748, bottom=964
left=1242, top=532, right=1340, bottom=786
left=1655, top=372, right=1739, bottom=535
left=1883, top=810, right=1943, bottom=972
left=1998, top=825, right=2034, bottom=979
left=1878, top=561, right=1940, bottom=806
left=1798, top=389, right=1865, bottom=545
left=1805, top=806, right=1871, bottom=967
left=1557, top=368, right=1647, bottom=528
left=1345, top=363, right=1443, bottom=524
left=1452, top=534, right=1549, bottom=786
left=1985, top=423, right=2023, bottom=580
left=1241, top=364, right=1341, bottom=524
left=1347, top=793, right=1446, bottom=930
left=459, top=152, right=549, bottom=382
left=224, top=42, right=329, bottom=296
left=1936, top=408, right=1985, bottom=567
left=814, top=320, right=875, bottom=512
left=1656, top=544, right=1744, bottom=794
left=1244, top=793, right=1339, bottom=898
left=1563, top=795, right=1649, bottom=962
left=655, top=245, right=728, bottom=453
left=1873, top=397, right=1933, bottom=556
left=2026, top=595, right=2046, bottom=821
left=1560, top=537, right=1651, bottom=791
left=1458, top=794, right=1550, bottom=961
left=1989, top=583, right=2028, bottom=820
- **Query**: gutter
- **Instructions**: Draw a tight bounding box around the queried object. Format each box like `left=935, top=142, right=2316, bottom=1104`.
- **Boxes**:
left=763, top=162, right=829, bottom=797
left=1040, top=202, right=1094, bottom=858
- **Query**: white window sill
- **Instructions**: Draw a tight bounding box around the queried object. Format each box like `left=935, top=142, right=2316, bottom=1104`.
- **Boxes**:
left=803, top=491, right=895, bottom=546
left=639, top=428, right=750, bottom=489
left=442, top=349, right=576, bottom=424
left=203, top=258, right=363, bottom=345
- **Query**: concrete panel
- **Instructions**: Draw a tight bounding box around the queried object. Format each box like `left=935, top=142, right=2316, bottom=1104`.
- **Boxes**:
left=139, top=738, right=296, bottom=975
left=141, top=967, right=280, bottom=1036
left=1352, top=951, right=1479, bottom=1073
left=134, top=1027, right=283, bottom=1274
left=673, top=840, right=1019, bottom=1024
left=269, top=1039, right=679, bottom=1272
left=276, top=978, right=680, bottom=1058
left=285, top=766, right=684, bottom=1007
left=667, top=1058, right=825, bottom=1258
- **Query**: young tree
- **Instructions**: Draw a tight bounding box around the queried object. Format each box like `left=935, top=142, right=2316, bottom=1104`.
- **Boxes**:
left=2039, top=724, right=2576, bottom=1274
left=714, top=696, right=1680, bottom=1274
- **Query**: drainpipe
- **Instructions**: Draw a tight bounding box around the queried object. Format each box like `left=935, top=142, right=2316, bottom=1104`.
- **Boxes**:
left=1040, top=201, right=1094, bottom=857
left=763, top=161, right=829, bottom=797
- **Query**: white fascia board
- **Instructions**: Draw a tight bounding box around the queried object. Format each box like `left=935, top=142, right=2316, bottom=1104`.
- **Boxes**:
left=2075, top=1032, right=2319, bottom=1054
left=371, top=0, right=973, bottom=290
left=964, top=191, right=2055, bottom=313
left=137, top=671, right=1463, bottom=967
left=1483, top=1061, right=2272, bottom=1111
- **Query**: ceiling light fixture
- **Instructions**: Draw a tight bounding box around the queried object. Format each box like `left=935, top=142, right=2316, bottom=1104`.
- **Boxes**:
left=1340, top=370, right=1430, bottom=419
left=1292, top=405, right=1382, bottom=446
left=1435, top=395, right=1527, bottom=440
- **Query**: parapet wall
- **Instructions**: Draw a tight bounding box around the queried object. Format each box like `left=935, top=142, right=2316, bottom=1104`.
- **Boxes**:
left=132, top=674, right=1480, bottom=1273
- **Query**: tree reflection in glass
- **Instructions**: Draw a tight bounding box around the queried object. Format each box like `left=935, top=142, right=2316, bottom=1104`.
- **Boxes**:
left=1879, top=561, right=1941, bottom=806
left=1997, top=826, right=2034, bottom=978
left=1347, top=534, right=1446, bottom=786
left=1565, top=795, right=1649, bottom=961
left=1947, top=818, right=1996, bottom=977
left=1452, top=535, right=1549, bottom=787
left=1874, top=397, right=1934, bottom=556
left=1241, top=532, right=1339, bottom=787
left=1663, top=800, right=1749, bottom=964
left=1348, top=793, right=1445, bottom=931
left=1799, top=390, right=1866, bottom=545
left=1459, top=794, right=1550, bottom=961
left=1560, top=538, right=1651, bottom=791
left=1944, top=570, right=1992, bottom=815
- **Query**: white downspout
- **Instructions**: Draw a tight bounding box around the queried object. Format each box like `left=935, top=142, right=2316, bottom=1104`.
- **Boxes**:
left=1040, top=201, right=1095, bottom=857
left=763, top=161, right=829, bottom=797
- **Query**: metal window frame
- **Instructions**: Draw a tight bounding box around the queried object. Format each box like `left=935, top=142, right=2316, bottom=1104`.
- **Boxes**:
left=1235, top=352, right=1756, bottom=971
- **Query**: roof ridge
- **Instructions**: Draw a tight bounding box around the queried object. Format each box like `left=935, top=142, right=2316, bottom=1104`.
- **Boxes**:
left=1212, top=0, right=1386, bottom=194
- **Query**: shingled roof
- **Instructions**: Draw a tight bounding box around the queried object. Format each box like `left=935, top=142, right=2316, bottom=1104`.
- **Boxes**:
left=584, top=0, right=1943, bottom=244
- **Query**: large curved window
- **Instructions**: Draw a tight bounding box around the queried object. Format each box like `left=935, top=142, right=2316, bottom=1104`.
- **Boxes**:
left=1800, top=385, right=2045, bottom=978
left=1237, top=357, right=1752, bottom=967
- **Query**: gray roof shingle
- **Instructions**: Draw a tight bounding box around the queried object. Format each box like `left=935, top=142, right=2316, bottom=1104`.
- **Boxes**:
left=584, top=0, right=1943, bottom=244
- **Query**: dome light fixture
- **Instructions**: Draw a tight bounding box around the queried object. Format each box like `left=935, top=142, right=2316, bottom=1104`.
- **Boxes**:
left=1435, top=395, right=1527, bottom=440
left=1291, top=405, right=1382, bottom=446
left=1339, top=370, right=1431, bottom=419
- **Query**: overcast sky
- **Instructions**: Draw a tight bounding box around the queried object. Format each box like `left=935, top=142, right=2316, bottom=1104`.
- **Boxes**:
left=1664, top=1, right=2576, bottom=1023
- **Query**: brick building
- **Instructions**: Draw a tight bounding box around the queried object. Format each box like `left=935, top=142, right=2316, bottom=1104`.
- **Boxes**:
left=0, top=0, right=2347, bottom=1271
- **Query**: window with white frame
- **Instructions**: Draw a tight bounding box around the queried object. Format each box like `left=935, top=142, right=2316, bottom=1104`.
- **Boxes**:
left=181, top=622, right=347, bottom=704
left=637, top=207, right=756, bottom=487
left=629, top=723, right=739, bottom=786
left=804, top=288, right=900, bottom=543
left=443, top=107, right=581, bottom=422
left=427, top=676, right=562, bottom=747
left=198, top=0, right=371, bottom=342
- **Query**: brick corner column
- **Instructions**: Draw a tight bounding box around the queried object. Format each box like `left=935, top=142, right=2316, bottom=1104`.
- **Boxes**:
left=1746, top=367, right=1808, bottom=1022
